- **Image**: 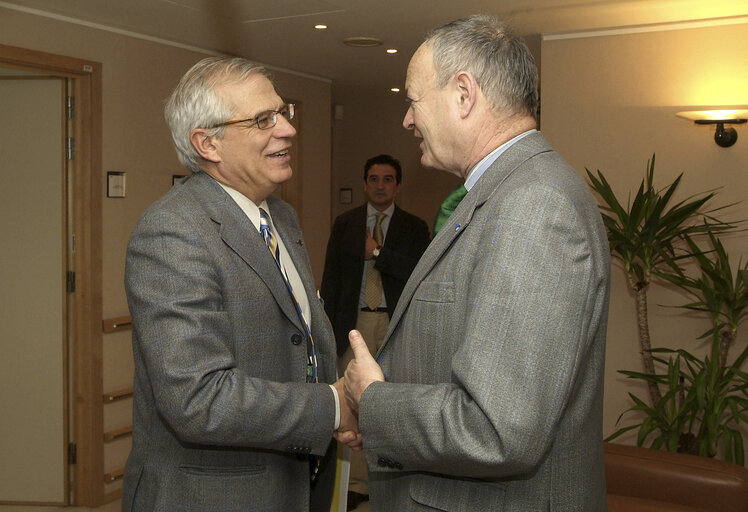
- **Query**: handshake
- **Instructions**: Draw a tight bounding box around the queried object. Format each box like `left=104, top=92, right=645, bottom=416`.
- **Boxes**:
left=331, top=330, right=385, bottom=450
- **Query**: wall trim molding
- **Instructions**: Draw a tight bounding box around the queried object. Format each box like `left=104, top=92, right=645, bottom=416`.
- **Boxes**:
left=0, top=1, right=332, bottom=83
left=544, top=15, right=748, bottom=41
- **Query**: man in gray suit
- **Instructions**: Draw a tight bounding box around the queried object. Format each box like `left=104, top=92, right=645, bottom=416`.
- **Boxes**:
left=343, top=15, right=611, bottom=511
left=123, top=57, right=359, bottom=512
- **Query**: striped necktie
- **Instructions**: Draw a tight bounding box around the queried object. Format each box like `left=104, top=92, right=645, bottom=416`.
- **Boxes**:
left=258, top=208, right=318, bottom=384
left=258, top=209, right=321, bottom=480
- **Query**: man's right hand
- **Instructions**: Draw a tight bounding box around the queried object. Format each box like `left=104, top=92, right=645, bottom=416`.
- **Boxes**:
left=332, top=377, right=363, bottom=450
left=364, top=228, right=378, bottom=260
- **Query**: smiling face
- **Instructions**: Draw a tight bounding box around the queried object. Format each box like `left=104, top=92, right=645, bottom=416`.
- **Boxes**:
left=209, top=74, right=296, bottom=203
left=402, top=44, right=460, bottom=177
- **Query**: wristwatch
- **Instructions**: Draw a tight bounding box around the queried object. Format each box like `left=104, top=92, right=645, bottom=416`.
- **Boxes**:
left=372, top=246, right=381, bottom=258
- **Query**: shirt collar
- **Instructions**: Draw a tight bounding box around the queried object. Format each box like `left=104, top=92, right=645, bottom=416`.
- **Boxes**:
left=218, top=182, right=269, bottom=231
left=464, top=129, right=537, bottom=191
left=367, top=202, right=395, bottom=218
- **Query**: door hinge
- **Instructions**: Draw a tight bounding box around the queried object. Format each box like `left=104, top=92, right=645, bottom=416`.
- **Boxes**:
left=68, top=442, right=77, bottom=465
left=66, top=95, right=75, bottom=119
left=66, top=271, right=76, bottom=293
left=66, top=137, right=75, bottom=160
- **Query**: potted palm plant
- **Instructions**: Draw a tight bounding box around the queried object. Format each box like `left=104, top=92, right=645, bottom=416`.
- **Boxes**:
left=586, top=155, right=747, bottom=464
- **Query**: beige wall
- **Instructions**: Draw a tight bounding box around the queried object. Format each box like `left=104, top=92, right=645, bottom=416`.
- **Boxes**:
left=0, top=6, right=331, bottom=495
left=541, top=22, right=748, bottom=441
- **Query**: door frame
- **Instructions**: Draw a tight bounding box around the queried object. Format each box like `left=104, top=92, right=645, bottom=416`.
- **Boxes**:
left=0, top=44, right=104, bottom=506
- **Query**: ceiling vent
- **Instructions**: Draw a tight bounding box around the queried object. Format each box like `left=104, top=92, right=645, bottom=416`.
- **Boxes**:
left=343, top=37, right=383, bottom=47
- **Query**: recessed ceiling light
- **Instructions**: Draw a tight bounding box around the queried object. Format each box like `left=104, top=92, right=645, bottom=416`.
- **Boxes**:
left=390, top=87, right=400, bottom=93
left=314, top=24, right=327, bottom=30
left=386, top=48, right=398, bottom=54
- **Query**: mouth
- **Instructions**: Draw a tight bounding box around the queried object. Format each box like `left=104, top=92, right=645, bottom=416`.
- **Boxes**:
left=267, top=148, right=290, bottom=159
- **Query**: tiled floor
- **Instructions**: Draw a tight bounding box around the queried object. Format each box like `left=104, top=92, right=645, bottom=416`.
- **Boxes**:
left=0, top=500, right=120, bottom=512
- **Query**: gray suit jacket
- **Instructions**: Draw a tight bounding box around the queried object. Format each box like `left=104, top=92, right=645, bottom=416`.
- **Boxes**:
left=123, top=171, right=338, bottom=512
left=359, top=132, right=610, bottom=511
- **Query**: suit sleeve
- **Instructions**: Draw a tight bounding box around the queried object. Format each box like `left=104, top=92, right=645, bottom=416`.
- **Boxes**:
left=359, top=181, right=607, bottom=478
left=125, top=207, right=336, bottom=455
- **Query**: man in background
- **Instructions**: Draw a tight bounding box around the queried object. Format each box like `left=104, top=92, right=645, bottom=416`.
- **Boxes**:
left=320, top=154, right=429, bottom=506
left=321, top=154, right=430, bottom=370
left=344, top=15, right=611, bottom=511
left=124, top=56, right=358, bottom=512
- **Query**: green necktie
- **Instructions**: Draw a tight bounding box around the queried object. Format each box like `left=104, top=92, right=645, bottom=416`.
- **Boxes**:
left=433, top=184, right=467, bottom=236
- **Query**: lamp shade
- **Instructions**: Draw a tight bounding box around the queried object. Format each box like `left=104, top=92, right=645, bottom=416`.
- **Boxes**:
left=676, top=109, right=748, bottom=121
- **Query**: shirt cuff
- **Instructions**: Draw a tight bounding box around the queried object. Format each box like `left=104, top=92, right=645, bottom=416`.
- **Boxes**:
left=329, top=384, right=341, bottom=430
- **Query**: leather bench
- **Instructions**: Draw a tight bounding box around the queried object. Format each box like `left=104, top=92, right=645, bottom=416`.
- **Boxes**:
left=604, top=442, right=748, bottom=512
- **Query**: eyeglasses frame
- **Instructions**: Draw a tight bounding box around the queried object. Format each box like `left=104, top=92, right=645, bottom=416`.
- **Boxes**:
left=211, top=103, right=295, bottom=130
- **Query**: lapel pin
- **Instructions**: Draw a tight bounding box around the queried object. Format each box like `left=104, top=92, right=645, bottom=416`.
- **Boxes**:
left=454, top=224, right=461, bottom=231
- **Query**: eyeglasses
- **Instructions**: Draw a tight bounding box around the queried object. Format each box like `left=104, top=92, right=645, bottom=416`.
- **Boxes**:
left=212, top=103, right=295, bottom=130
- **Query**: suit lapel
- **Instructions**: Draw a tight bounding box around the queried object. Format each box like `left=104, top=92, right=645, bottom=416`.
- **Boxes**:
left=190, top=174, right=304, bottom=333
left=383, top=205, right=407, bottom=248
left=378, top=195, right=476, bottom=353
left=353, top=205, right=368, bottom=275
left=266, top=195, right=314, bottom=304
left=378, top=132, right=554, bottom=354
left=267, top=195, right=339, bottom=381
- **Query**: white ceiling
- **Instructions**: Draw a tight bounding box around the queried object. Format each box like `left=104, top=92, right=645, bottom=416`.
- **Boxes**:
left=3, top=0, right=748, bottom=95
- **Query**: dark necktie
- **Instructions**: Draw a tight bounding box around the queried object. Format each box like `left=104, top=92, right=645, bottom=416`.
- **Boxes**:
left=433, top=184, right=467, bottom=236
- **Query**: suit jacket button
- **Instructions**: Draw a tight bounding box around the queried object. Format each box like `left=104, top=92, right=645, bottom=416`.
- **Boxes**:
left=377, top=457, right=388, bottom=467
left=291, top=334, right=302, bottom=345
left=394, top=461, right=403, bottom=470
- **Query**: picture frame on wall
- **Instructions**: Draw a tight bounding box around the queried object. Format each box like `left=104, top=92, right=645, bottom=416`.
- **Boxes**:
left=339, top=188, right=352, bottom=204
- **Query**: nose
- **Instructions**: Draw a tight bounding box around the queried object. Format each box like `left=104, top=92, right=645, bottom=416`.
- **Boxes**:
left=274, top=113, right=296, bottom=138
left=403, top=105, right=414, bottom=131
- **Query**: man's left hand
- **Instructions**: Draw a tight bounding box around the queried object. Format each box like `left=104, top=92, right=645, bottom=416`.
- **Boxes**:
left=344, top=330, right=385, bottom=411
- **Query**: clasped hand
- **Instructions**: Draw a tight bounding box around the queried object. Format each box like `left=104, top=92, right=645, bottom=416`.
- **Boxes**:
left=332, top=330, right=385, bottom=450
left=332, top=377, right=363, bottom=450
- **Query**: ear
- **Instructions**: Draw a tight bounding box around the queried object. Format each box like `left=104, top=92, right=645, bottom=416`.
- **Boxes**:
left=454, top=71, right=478, bottom=119
left=190, top=128, right=221, bottom=164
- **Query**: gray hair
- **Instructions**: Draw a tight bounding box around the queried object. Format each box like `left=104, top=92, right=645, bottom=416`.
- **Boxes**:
left=425, top=14, right=539, bottom=119
left=164, top=56, right=271, bottom=173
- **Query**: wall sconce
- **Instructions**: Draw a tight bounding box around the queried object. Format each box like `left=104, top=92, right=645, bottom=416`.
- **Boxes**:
left=676, top=109, right=747, bottom=148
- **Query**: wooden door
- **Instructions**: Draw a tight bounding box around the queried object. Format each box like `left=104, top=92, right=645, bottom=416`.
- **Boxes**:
left=0, top=72, right=68, bottom=505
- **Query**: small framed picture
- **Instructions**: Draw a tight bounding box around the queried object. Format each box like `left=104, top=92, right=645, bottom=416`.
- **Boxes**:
left=107, top=171, right=126, bottom=198
left=339, top=188, right=352, bottom=204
